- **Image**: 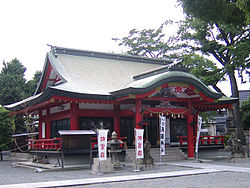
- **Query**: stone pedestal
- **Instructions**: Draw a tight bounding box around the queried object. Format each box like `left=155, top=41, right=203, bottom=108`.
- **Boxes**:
left=91, top=158, right=113, bottom=174
left=109, top=150, right=122, bottom=168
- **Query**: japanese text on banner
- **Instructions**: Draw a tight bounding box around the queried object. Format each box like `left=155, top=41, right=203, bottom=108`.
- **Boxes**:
left=98, top=129, right=108, bottom=161
left=135, top=129, right=144, bottom=159
left=159, top=115, right=166, bottom=156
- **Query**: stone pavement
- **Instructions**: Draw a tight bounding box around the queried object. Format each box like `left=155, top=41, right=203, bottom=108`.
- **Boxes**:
left=1, top=149, right=250, bottom=188
left=0, top=168, right=222, bottom=188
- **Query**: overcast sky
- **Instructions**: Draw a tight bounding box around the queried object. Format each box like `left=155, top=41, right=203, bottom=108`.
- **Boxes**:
left=0, top=0, right=248, bottom=96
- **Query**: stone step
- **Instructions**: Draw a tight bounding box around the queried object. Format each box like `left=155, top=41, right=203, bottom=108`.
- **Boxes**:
left=125, top=147, right=187, bottom=163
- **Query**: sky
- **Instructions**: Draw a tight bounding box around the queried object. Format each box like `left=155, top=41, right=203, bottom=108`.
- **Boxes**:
left=0, top=0, right=249, bottom=96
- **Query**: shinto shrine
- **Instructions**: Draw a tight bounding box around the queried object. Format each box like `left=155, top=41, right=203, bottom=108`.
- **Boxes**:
left=5, top=46, right=237, bottom=160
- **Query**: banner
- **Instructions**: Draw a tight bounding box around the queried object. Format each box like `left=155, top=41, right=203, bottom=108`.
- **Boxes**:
left=98, top=129, right=108, bottom=161
left=135, top=128, right=144, bottom=159
left=195, top=116, right=202, bottom=154
left=159, top=115, right=166, bottom=156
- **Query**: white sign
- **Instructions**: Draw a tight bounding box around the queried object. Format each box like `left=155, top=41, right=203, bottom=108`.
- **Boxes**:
left=98, top=129, right=108, bottom=161
left=195, top=116, right=203, bottom=153
left=159, top=115, right=166, bottom=156
left=135, top=129, right=144, bottom=159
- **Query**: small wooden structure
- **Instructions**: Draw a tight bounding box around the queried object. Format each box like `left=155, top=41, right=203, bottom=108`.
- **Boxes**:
left=29, top=130, right=95, bottom=169
left=58, top=130, right=96, bottom=168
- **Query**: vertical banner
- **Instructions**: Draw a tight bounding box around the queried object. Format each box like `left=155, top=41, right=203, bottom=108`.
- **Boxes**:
left=159, top=115, right=166, bottom=156
left=135, top=128, right=144, bottom=159
left=195, top=116, right=203, bottom=154
left=98, top=129, right=108, bottom=161
left=166, top=118, right=170, bottom=145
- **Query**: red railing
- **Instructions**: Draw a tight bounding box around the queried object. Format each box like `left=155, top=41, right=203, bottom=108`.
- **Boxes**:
left=178, top=136, right=224, bottom=147
left=28, top=137, right=127, bottom=151
left=28, top=138, right=62, bottom=150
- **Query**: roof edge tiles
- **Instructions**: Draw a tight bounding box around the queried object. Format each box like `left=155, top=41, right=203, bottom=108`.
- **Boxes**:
left=50, top=45, right=172, bottom=65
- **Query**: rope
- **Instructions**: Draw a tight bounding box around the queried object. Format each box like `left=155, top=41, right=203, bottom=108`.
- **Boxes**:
left=143, top=107, right=191, bottom=115
left=4, top=143, right=29, bottom=153
left=0, top=139, right=14, bottom=149
left=14, top=139, right=25, bottom=152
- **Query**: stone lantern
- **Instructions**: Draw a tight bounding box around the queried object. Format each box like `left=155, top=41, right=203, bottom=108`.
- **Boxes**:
left=108, top=131, right=123, bottom=167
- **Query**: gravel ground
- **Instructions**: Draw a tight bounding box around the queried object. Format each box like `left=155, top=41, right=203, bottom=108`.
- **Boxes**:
left=0, top=158, right=192, bottom=185
left=1, top=149, right=250, bottom=187
left=80, top=171, right=250, bottom=188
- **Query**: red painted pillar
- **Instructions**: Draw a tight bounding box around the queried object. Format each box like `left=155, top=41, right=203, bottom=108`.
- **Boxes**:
left=70, top=102, right=79, bottom=130
left=46, top=108, right=51, bottom=138
left=113, top=104, right=121, bottom=137
left=187, top=100, right=194, bottom=159
left=135, top=100, right=142, bottom=129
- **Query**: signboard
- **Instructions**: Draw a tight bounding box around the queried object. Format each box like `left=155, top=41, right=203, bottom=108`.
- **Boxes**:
left=98, top=129, right=108, bottom=161
left=159, top=115, right=166, bottom=155
left=135, top=129, right=144, bottom=159
left=195, top=116, right=202, bottom=154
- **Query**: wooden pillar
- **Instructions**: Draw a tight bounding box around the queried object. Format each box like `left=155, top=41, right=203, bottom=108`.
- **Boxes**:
left=113, top=104, right=121, bottom=137
left=135, top=100, right=142, bottom=129
left=187, top=100, right=194, bottom=159
left=70, top=102, right=79, bottom=130
left=46, top=108, right=51, bottom=138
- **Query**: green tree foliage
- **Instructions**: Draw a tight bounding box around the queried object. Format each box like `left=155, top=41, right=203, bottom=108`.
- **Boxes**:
left=177, top=0, right=249, bottom=143
left=0, top=107, right=15, bottom=151
left=25, top=70, right=42, bottom=96
left=0, top=59, right=41, bottom=134
left=0, top=59, right=27, bottom=105
left=240, top=96, right=250, bottom=130
left=181, top=54, right=226, bottom=94
left=113, top=21, right=172, bottom=59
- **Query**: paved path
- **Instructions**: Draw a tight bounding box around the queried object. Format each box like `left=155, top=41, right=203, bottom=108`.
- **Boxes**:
left=0, top=168, right=222, bottom=188
left=1, top=156, right=250, bottom=188
left=168, top=161, right=250, bottom=173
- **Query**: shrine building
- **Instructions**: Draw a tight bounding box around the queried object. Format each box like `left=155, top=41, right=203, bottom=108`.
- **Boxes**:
left=5, top=46, right=237, bottom=159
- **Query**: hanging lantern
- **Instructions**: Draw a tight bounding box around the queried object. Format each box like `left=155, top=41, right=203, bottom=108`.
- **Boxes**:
left=181, top=114, right=184, bottom=118
left=150, top=112, right=153, bottom=117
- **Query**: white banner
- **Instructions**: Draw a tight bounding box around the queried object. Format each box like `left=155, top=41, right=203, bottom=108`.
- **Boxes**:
left=98, top=129, right=108, bottom=161
left=195, top=116, right=203, bottom=153
left=159, top=115, right=166, bottom=156
left=135, top=128, right=144, bottom=159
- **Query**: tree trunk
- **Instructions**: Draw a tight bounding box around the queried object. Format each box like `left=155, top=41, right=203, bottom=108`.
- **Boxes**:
left=228, top=72, right=246, bottom=144
left=0, top=151, right=3, bottom=161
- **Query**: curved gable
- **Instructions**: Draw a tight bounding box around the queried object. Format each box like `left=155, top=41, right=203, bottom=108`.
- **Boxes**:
left=111, top=71, right=222, bottom=102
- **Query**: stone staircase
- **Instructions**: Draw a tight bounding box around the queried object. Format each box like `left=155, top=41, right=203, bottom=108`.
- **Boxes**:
left=125, top=147, right=187, bottom=164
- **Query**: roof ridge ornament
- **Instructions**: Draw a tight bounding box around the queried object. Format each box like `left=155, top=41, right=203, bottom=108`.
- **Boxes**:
left=47, top=44, right=58, bottom=57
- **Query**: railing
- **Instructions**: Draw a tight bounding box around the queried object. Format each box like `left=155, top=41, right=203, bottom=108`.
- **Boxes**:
left=28, top=137, right=127, bottom=151
left=178, top=136, right=224, bottom=147
left=28, top=138, right=62, bottom=151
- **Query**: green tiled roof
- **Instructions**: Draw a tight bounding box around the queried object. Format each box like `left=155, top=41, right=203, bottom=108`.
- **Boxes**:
left=112, top=71, right=223, bottom=99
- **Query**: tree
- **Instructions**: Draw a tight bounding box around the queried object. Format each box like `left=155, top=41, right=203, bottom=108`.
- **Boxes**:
left=113, top=21, right=172, bottom=59
left=240, top=96, right=250, bottom=130
left=177, top=0, right=250, bottom=143
left=113, top=24, right=227, bottom=94
left=25, top=70, right=42, bottom=97
left=0, top=58, right=27, bottom=105
left=0, top=59, right=41, bottom=134
left=0, top=107, right=15, bottom=160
